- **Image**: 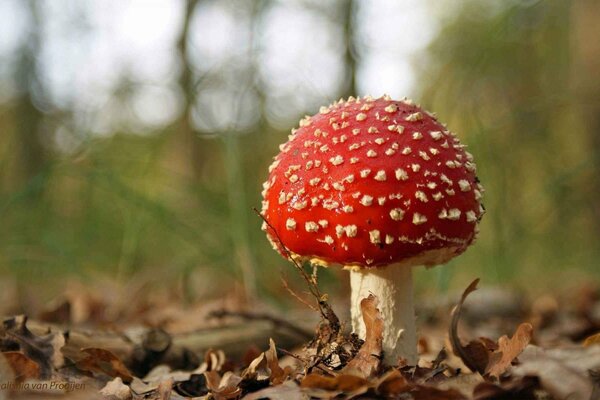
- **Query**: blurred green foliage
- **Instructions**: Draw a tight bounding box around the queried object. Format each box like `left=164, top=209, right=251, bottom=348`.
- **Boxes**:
left=0, top=0, right=598, bottom=307
left=417, top=0, right=600, bottom=289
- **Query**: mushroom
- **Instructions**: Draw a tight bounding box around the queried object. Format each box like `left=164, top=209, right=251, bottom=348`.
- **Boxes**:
left=261, top=95, right=484, bottom=365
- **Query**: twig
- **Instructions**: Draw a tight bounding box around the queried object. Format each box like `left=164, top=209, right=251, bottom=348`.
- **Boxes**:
left=281, top=276, right=318, bottom=312
left=252, top=208, right=338, bottom=328
left=284, top=290, right=317, bottom=312
left=277, top=347, right=331, bottom=375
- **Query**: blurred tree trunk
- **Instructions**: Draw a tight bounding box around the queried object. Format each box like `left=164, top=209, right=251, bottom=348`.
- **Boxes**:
left=8, top=0, right=47, bottom=315
left=571, top=0, right=600, bottom=235
left=12, top=0, right=46, bottom=190
left=171, top=0, right=205, bottom=182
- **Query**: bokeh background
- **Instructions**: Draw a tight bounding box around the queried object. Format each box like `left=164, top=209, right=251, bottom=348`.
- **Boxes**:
left=1, top=0, right=599, bottom=311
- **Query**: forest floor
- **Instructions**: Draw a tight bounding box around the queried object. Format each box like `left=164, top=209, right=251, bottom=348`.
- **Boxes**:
left=0, top=273, right=599, bottom=400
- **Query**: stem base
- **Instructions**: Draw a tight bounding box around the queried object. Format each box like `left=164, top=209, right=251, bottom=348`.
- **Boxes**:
left=350, top=266, right=418, bottom=365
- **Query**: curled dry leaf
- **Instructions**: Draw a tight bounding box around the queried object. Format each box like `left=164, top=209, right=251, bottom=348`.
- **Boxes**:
left=485, top=323, right=533, bottom=378
left=584, top=332, right=600, bottom=347
left=449, top=279, right=489, bottom=374
left=204, top=370, right=242, bottom=400
left=204, top=349, right=226, bottom=372
left=450, top=280, right=533, bottom=378
left=343, top=294, right=383, bottom=378
left=265, top=338, right=292, bottom=385
left=1, top=315, right=65, bottom=379
left=173, top=373, right=210, bottom=397
left=1, top=351, right=40, bottom=382
left=75, top=348, right=134, bottom=383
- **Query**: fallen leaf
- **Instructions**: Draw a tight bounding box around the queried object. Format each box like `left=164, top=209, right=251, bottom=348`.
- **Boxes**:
left=512, top=345, right=600, bottom=400
left=486, top=323, right=533, bottom=377
left=203, top=370, right=222, bottom=392
left=431, top=347, right=448, bottom=369
left=590, top=369, right=600, bottom=400
left=460, top=341, right=490, bottom=375
left=204, top=370, right=242, bottom=400
left=519, top=345, right=600, bottom=372
left=204, top=349, right=226, bottom=372
left=100, top=377, right=132, bottom=400
left=374, top=369, right=409, bottom=396
left=265, top=338, right=291, bottom=385
left=300, top=373, right=370, bottom=398
left=409, top=385, right=468, bottom=400
left=130, top=377, right=160, bottom=396
left=173, top=373, right=209, bottom=397
left=584, top=332, right=600, bottom=347
left=473, top=376, right=539, bottom=400
left=75, top=348, right=134, bottom=383
left=343, top=294, right=383, bottom=378
left=156, top=378, right=173, bottom=400
left=1, top=352, right=40, bottom=382
left=1, top=316, right=65, bottom=379
left=435, top=374, right=484, bottom=397
left=449, top=279, right=490, bottom=374
left=449, top=280, right=532, bottom=378
left=243, top=380, right=308, bottom=400
left=0, top=352, right=15, bottom=383
left=241, top=352, right=266, bottom=379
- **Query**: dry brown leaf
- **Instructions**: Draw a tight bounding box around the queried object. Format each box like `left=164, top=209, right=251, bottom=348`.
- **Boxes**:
left=243, top=381, right=308, bottom=400
left=486, top=323, right=533, bottom=378
left=265, top=338, right=285, bottom=384
left=75, top=347, right=134, bottom=383
left=204, top=370, right=242, bottom=400
left=450, top=279, right=490, bottom=374
left=204, top=370, right=222, bottom=392
left=1, top=351, right=40, bottom=382
left=473, top=376, right=540, bottom=400
left=374, top=369, right=409, bottom=396
left=1, top=315, right=65, bottom=379
left=410, top=386, right=467, bottom=400
left=473, top=376, right=539, bottom=400
left=0, top=352, right=15, bottom=384
left=584, top=332, right=600, bottom=347
left=449, top=280, right=532, bottom=378
left=591, top=370, right=600, bottom=400
left=100, top=377, right=132, bottom=400
left=241, top=352, right=266, bottom=379
left=512, top=345, right=600, bottom=400
left=204, top=349, right=226, bottom=371
left=343, top=294, right=383, bottom=378
left=156, top=378, right=173, bottom=400
left=301, top=373, right=369, bottom=393
left=461, top=341, right=490, bottom=375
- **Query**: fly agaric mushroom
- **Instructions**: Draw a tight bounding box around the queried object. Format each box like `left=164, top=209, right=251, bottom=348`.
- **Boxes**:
left=260, top=95, right=484, bottom=365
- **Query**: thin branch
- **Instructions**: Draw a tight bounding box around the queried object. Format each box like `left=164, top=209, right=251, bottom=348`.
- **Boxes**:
left=253, top=208, right=340, bottom=335
left=281, top=276, right=318, bottom=312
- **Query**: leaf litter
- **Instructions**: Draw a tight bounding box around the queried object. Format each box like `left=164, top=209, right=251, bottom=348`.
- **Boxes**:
left=0, top=271, right=599, bottom=399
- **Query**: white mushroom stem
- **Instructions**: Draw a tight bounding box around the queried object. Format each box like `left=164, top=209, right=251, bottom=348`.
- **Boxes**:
left=350, top=265, right=418, bottom=365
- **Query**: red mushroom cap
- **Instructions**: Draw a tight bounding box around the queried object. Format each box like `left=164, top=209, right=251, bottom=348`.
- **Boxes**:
left=261, top=96, right=484, bottom=268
